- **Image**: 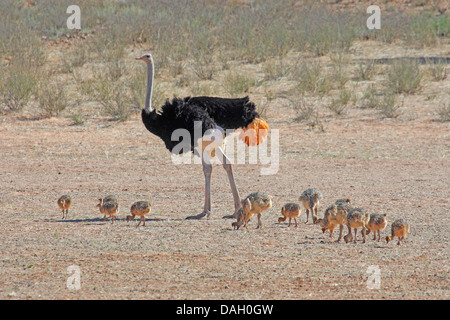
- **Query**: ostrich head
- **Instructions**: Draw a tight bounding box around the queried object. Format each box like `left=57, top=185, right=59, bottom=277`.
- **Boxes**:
left=136, top=53, right=153, bottom=63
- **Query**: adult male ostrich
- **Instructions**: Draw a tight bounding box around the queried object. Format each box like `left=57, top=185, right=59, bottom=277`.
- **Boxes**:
left=136, top=53, right=268, bottom=220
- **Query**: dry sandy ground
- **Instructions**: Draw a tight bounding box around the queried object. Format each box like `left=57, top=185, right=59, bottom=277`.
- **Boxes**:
left=0, top=91, right=449, bottom=300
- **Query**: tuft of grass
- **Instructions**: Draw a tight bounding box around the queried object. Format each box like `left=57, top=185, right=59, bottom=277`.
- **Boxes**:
left=191, top=57, right=216, bottom=81
left=426, top=59, right=447, bottom=81
left=355, top=60, right=376, bottom=81
left=60, top=44, right=90, bottom=74
left=360, top=84, right=379, bottom=109
left=223, top=72, right=256, bottom=96
left=93, top=73, right=133, bottom=121
left=290, top=95, right=324, bottom=131
left=301, top=8, right=358, bottom=57
left=291, top=62, right=332, bottom=97
left=37, top=83, right=68, bottom=118
left=263, top=57, right=290, bottom=81
left=327, top=87, right=353, bottom=116
left=0, top=62, right=40, bottom=112
left=387, top=59, right=423, bottom=94
left=291, top=95, right=315, bottom=122
left=70, top=111, right=85, bottom=126
left=377, top=91, right=403, bottom=118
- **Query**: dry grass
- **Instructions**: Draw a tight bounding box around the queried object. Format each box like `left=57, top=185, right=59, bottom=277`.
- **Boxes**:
left=37, top=83, right=68, bottom=118
left=387, top=59, right=423, bottom=94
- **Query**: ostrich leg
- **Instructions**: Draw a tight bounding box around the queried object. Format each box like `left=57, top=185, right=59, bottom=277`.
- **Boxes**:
left=186, top=158, right=212, bottom=220
left=215, top=147, right=242, bottom=219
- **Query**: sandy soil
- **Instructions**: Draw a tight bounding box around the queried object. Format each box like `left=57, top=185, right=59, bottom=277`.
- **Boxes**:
left=0, top=92, right=449, bottom=299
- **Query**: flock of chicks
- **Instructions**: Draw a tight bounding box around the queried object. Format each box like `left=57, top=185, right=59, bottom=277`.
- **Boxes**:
left=231, top=188, right=410, bottom=246
left=57, top=188, right=410, bottom=245
left=57, top=195, right=151, bottom=227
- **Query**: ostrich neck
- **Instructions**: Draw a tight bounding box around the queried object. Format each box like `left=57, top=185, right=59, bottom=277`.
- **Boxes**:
left=144, top=59, right=154, bottom=112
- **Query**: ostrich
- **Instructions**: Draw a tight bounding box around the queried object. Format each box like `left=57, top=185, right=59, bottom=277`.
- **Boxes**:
left=136, top=53, right=268, bottom=220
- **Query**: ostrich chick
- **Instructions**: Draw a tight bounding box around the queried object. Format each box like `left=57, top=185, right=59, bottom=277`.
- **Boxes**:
left=317, top=199, right=352, bottom=242
left=344, top=207, right=370, bottom=244
left=97, top=197, right=119, bottom=224
left=127, top=201, right=151, bottom=227
left=278, top=203, right=301, bottom=227
left=233, top=192, right=272, bottom=230
left=57, top=195, right=72, bottom=220
left=386, top=219, right=410, bottom=245
left=299, top=188, right=323, bottom=224
left=364, top=213, right=388, bottom=241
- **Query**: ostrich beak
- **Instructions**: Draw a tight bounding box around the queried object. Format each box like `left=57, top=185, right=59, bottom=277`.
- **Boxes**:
left=136, top=56, right=143, bottom=60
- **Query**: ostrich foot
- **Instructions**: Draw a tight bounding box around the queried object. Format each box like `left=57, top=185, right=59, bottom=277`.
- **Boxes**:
left=186, top=210, right=210, bottom=220
left=222, top=213, right=236, bottom=219
left=222, top=208, right=241, bottom=219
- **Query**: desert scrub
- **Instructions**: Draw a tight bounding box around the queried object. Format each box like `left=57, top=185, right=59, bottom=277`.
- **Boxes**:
left=426, top=59, right=447, bottom=81
left=291, top=62, right=332, bottom=97
left=0, top=62, right=40, bottom=112
left=300, top=7, right=358, bottom=56
left=387, top=59, right=423, bottom=94
left=327, top=87, right=353, bottom=116
left=223, top=72, right=256, bottom=96
left=191, top=55, right=216, bottom=81
left=290, top=96, right=324, bottom=131
left=360, top=84, right=379, bottom=109
left=264, top=57, right=290, bottom=81
left=60, top=44, right=90, bottom=74
left=93, top=69, right=134, bottom=121
left=290, top=95, right=315, bottom=122
left=354, top=60, right=376, bottom=81
left=36, top=83, right=68, bottom=118
left=377, top=91, right=403, bottom=118
left=405, top=12, right=449, bottom=47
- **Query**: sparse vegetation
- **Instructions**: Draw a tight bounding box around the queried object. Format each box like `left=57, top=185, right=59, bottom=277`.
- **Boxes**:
left=327, top=87, right=353, bottom=116
left=377, top=91, right=403, bottom=118
left=223, top=72, right=256, bottom=96
left=360, top=84, right=379, bottom=109
left=291, top=96, right=324, bottom=131
left=37, top=83, right=68, bottom=118
left=387, top=59, right=423, bottom=94
left=292, top=62, right=332, bottom=97
left=426, top=59, right=448, bottom=81
left=0, top=0, right=447, bottom=127
left=355, top=60, right=376, bottom=81
left=0, top=62, right=41, bottom=112
left=93, top=72, right=134, bottom=121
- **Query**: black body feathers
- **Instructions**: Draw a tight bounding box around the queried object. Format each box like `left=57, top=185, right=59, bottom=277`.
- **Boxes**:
left=141, top=96, right=259, bottom=154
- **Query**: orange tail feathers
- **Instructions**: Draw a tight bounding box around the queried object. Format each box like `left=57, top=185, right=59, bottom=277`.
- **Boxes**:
left=238, top=118, right=269, bottom=146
